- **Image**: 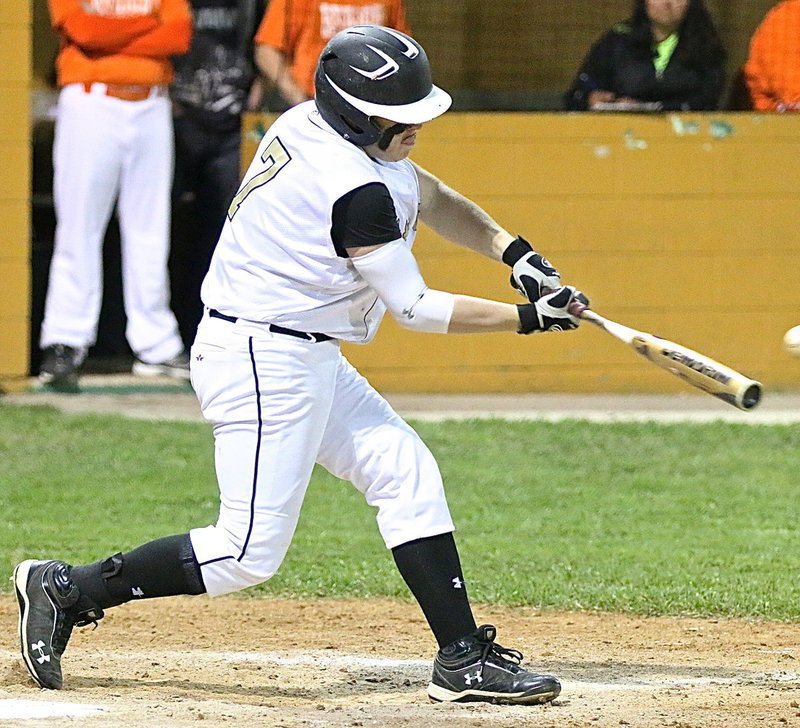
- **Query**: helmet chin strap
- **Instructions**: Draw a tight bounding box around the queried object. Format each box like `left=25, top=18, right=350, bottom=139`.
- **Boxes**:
left=375, top=122, right=409, bottom=150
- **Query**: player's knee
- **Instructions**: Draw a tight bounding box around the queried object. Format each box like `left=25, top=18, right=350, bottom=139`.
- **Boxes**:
left=190, top=522, right=291, bottom=595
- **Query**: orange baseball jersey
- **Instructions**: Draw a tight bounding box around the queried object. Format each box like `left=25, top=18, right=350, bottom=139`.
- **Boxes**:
left=49, top=0, right=192, bottom=87
left=254, top=0, right=409, bottom=97
left=745, top=0, right=800, bottom=111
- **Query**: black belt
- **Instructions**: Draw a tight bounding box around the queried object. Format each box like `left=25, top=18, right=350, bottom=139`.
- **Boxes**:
left=208, top=309, right=333, bottom=342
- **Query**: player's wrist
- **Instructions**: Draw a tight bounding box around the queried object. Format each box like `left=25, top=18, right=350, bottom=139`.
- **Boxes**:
left=501, top=236, right=534, bottom=267
left=516, top=303, right=540, bottom=334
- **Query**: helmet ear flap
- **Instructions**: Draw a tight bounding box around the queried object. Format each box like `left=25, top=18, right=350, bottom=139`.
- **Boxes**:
left=314, top=56, right=382, bottom=146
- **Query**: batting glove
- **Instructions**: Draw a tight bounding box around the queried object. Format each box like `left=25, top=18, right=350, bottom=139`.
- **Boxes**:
left=517, top=286, right=590, bottom=334
left=502, top=236, right=561, bottom=302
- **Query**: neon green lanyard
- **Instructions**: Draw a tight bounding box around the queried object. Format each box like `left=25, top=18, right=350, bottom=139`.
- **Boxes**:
left=653, top=33, right=679, bottom=77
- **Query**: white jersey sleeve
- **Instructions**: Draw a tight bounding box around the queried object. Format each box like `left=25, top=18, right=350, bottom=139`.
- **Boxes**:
left=201, top=101, right=421, bottom=343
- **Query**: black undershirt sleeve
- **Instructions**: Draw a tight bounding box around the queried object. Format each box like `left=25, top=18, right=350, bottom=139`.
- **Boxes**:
left=331, top=182, right=402, bottom=258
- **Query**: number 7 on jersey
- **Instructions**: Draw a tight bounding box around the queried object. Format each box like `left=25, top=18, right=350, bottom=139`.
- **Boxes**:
left=228, top=137, right=292, bottom=220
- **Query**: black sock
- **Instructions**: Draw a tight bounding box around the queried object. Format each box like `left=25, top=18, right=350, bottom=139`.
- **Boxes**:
left=70, top=533, right=206, bottom=609
left=392, top=532, right=477, bottom=648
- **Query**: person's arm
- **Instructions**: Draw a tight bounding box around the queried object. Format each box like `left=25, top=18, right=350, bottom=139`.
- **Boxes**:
left=49, top=0, right=158, bottom=53
left=115, top=0, right=192, bottom=58
left=564, top=31, right=618, bottom=111
left=338, top=182, right=583, bottom=335
left=253, top=0, right=310, bottom=106
left=413, top=161, right=513, bottom=261
left=675, top=62, right=726, bottom=111
left=349, top=241, right=585, bottom=335
left=255, top=44, right=310, bottom=106
left=413, top=162, right=562, bottom=301
left=246, top=76, right=265, bottom=112
left=744, top=14, right=779, bottom=111
left=388, top=0, right=411, bottom=35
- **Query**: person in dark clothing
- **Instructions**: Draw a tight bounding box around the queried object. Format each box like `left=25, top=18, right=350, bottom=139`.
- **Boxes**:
left=564, top=0, right=726, bottom=112
left=169, top=0, right=265, bottom=345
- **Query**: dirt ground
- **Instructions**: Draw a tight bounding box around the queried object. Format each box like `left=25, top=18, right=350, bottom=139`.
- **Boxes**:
left=2, top=385, right=799, bottom=725
left=1, top=595, right=798, bottom=728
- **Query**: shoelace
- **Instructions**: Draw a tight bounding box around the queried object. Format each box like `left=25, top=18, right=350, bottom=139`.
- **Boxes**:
left=49, top=605, right=102, bottom=658
left=74, top=608, right=104, bottom=629
left=51, top=611, right=76, bottom=654
left=478, top=635, right=524, bottom=677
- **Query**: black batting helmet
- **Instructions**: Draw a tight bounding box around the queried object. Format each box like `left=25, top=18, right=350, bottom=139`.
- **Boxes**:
left=314, top=25, right=452, bottom=147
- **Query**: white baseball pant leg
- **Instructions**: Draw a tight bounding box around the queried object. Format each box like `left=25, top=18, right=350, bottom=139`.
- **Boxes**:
left=41, top=84, right=123, bottom=349
left=117, top=95, right=183, bottom=363
left=189, top=315, right=453, bottom=596
left=315, top=356, right=454, bottom=550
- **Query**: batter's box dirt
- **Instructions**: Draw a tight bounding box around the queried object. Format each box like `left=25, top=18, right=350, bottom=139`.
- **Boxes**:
left=0, top=595, right=797, bottom=727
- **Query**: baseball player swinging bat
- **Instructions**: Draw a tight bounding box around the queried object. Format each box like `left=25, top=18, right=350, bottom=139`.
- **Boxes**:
left=576, top=307, right=763, bottom=411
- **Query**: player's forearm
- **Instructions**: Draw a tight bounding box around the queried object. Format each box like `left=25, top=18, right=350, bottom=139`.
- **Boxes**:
left=447, top=296, right=520, bottom=333
left=255, top=44, right=309, bottom=106
left=426, top=188, right=513, bottom=260
left=414, top=162, right=513, bottom=260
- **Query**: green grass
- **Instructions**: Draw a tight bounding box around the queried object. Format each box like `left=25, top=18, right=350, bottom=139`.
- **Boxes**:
left=2, top=403, right=799, bottom=619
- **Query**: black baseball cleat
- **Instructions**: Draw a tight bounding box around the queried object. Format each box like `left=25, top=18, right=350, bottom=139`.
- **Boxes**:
left=427, top=624, right=561, bottom=705
left=38, top=344, right=86, bottom=391
left=13, top=559, right=103, bottom=689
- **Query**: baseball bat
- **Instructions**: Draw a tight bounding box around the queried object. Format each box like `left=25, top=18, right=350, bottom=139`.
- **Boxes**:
left=578, top=309, right=763, bottom=411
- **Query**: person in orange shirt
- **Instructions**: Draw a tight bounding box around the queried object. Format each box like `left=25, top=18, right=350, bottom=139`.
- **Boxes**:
left=744, top=0, right=800, bottom=111
left=254, top=0, right=409, bottom=107
left=40, top=0, right=192, bottom=389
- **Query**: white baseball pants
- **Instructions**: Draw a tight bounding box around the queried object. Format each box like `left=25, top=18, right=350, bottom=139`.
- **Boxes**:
left=40, top=83, right=183, bottom=364
left=188, top=313, right=454, bottom=597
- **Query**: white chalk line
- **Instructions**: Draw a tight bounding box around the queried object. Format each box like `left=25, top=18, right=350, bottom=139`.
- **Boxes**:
left=217, top=650, right=799, bottom=691
left=0, top=699, right=104, bottom=719
left=2, top=649, right=797, bottom=720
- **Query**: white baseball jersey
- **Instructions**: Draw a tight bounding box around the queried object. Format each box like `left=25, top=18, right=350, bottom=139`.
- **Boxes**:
left=201, top=100, right=420, bottom=342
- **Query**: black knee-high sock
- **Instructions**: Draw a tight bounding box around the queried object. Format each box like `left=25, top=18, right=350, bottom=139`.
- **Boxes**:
left=70, top=533, right=206, bottom=610
left=392, top=532, right=477, bottom=648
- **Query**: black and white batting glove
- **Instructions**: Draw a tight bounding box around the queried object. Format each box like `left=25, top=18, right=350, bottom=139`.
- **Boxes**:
left=502, top=236, right=561, bottom=302
left=517, top=286, right=590, bottom=334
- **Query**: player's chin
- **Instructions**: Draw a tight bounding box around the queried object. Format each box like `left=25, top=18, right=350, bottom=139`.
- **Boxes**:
left=394, top=142, right=415, bottom=160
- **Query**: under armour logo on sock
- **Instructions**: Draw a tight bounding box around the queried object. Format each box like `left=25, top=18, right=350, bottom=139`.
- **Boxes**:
left=452, top=577, right=463, bottom=589
left=31, top=640, right=51, bottom=665
left=131, top=586, right=144, bottom=597
left=464, top=670, right=482, bottom=685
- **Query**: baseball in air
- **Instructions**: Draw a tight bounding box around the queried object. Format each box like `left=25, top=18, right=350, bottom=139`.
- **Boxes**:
left=784, top=325, right=800, bottom=356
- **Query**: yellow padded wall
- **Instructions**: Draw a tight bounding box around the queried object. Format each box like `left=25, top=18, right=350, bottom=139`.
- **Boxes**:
left=241, top=112, right=800, bottom=394
left=0, top=0, right=31, bottom=391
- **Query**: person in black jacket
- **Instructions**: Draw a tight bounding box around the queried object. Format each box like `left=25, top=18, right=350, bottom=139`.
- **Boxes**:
left=169, top=0, right=266, bottom=346
left=564, top=0, right=726, bottom=111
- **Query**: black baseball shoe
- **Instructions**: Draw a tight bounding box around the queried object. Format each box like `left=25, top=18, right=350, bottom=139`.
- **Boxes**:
left=38, top=344, right=86, bottom=390
left=132, top=350, right=191, bottom=380
left=427, top=624, right=561, bottom=705
left=13, top=559, right=104, bottom=689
